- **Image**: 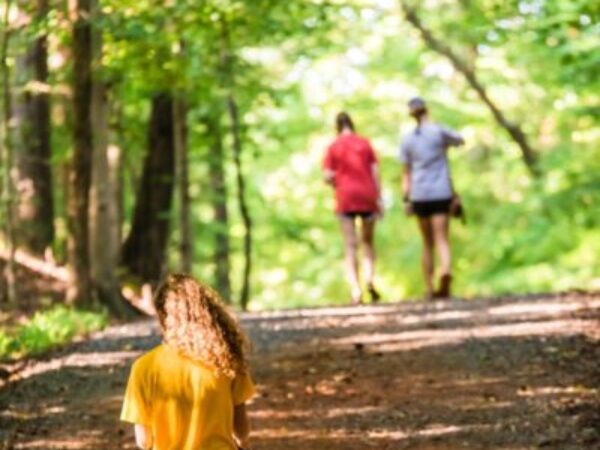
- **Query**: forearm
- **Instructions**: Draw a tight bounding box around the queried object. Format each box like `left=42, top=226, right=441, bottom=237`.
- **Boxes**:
left=234, top=404, right=250, bottom=447
left=134, top=424, right=153, bottom=450
left=402, top=167, right=411, bottom=200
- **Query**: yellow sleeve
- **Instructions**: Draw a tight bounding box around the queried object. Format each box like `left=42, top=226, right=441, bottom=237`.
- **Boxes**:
left=232, top=371, right=256, bottom=406
left=120, top=360, right=152, bottom=425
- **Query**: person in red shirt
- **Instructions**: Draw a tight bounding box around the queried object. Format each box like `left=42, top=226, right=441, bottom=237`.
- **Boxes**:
left=323, top=112, right=382, bottom=304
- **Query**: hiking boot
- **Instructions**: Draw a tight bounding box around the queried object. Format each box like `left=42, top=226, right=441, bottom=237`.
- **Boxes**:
left=434, top=274, right=452, bottom=299
left=367, top=284, right=381, bottom=303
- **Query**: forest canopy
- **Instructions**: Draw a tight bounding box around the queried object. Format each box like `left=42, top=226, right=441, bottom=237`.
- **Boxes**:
left=0, top=0, right=598, bottom=311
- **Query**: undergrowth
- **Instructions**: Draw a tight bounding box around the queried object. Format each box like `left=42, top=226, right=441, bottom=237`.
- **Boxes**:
left=0, top=305, right=108, bottom=360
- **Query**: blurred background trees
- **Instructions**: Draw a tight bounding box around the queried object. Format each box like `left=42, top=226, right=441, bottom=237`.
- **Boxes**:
left=0, top=0, right=597, bottom=312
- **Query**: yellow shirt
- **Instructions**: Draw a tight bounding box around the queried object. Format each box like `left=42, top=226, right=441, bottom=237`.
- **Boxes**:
left=121, top=344, right=255, bottom=450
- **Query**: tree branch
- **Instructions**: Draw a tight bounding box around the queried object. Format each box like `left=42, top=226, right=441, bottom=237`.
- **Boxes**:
left=400, top=1, right=539, bottom=175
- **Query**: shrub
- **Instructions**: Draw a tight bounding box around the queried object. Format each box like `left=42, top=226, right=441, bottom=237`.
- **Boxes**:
left=0, top=305, right=108, bottom=360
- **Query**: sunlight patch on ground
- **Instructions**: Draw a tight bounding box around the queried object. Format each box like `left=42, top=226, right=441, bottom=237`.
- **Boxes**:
left=251, top=405, right=384, bottom=422
left=517, top=385, right=598, bottom=397
left=255, top=423, right=495, bottom=443
left=367, top=423, right=494, bottom=440
left=251, top=409, right=313, bottom=420
left=16, top=429, right=120, bottom=449
left=332, top=318, right=598, bottom=353
left=13, top=351, right=139, bottom=383
left=487, top=298, right=600, bottom=317
left=17, top=439, right=96, bottom=449
left=242, top=297, right=600, bottom=335
left=0, top=410, right=37, bottom=420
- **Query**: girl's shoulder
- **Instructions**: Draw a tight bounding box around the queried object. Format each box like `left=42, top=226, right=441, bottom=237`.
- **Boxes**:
left=133, top=344, right=168, bottom=368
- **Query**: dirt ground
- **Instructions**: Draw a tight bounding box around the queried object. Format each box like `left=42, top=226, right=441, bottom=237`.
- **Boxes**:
left=1, top=293, right=599, bottom=450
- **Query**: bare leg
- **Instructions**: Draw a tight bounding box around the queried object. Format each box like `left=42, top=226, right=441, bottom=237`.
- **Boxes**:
left=360, top=217, right=376, bottom=287
left=361, top=216, right=381, bottom=302
left=431, top=214, right=451, bottom=276
left=417, top=216, right=435, bottom=298
left=339, top=216, right=361, bottom=303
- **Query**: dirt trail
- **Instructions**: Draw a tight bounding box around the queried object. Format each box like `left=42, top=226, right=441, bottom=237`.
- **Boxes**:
left=1, top=293, right=599, bottom=450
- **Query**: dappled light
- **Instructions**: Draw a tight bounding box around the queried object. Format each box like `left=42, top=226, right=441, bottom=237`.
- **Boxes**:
left=6, top=350, right=139, bottom=385
left=333, top=318, right=597, bottom=352
left=0, top=0, right=598, bottom=448
left=1, top=294, right=599, bottom=448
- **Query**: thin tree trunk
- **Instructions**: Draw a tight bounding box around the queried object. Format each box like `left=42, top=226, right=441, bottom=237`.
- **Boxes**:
left=121, top=93, right=175, bottom=285
left=173, top=98, right=192, bottom=273
left=0, top=0, right=16, bottom=303
left=109, top=99, right=124, bottom=247
left=220, top=18, right=252, bottom=309
left=67, top=0, right=93, bottom=305
left=400, top=1, right=539, bottom=175
left=89, top=6, right=135, bottom=317
left=226, top=95, right=252, bottom=310
left=14, top=0, right=54, bottom=255
left=107, top=132, right=124, bottom=255
left=205, top=114, right=231, bottom=302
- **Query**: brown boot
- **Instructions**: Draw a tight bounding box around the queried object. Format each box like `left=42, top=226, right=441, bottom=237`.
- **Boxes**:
left=367, top=283, right=381, bottom=303
left=434, top=274, right=452, bottom=299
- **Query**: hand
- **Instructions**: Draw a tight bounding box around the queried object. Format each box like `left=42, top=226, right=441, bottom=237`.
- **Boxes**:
left=450, top=194, right=465, bottom=221
left=235, top=437, right=251, bottom=450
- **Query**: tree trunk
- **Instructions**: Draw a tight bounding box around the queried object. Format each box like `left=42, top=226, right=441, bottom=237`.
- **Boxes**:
left=219, top=18, right=252, bottom=309
left=67, top=0, right=93, bottom=305
left=173, top=98, right=192, bottom=273
left=89, top=8, right=136, bottom=318
left=226, top=95, right=252, bottom=310
left=14, top=0, right=54, bottom=255
left=400, top=1, right=539, bottom=175
left=109, top=99, right=124, bottom=248
left=205, top=114, right=231, bottom=302
left=0, top=0, right=16, bottom=303
left=121, top=93, right=175, bottom=285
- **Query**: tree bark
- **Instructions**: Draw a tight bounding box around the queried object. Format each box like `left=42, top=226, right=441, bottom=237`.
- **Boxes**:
left=400, top=1, right=539, bottom=175
left=109, top=99, right=124, bottom=248
left=0, top=0, right=16, bottom=303
left=173, top=98, right=192, bottom=273
left=220, top=18, right=252, bottom=309
left=226, top=95, right=252, bottom=310
left=121, top=93, right=175, bottom=285
left=205, top=114, right=231, bottom=302
left=67, top=0, right=93, bottom=305
left=14, top=0, right=54, bottom=255
left=89, top=7, right=135, bottom=317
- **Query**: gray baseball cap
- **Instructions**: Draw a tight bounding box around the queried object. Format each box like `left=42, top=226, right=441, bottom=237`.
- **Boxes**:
left=408, top=97, right=426, bottom=112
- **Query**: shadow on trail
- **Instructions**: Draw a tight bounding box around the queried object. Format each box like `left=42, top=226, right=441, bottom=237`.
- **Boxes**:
left=251, top=333, right=599, bottom=450
left=0, top=294, right=598, bottom=449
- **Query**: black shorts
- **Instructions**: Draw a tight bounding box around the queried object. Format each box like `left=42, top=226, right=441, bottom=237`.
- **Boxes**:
left=412, top=199, right=452, bottom=217
left=339, top=211, right=376, bottom=220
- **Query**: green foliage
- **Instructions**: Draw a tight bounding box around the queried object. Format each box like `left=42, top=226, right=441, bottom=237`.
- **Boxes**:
left=12, top=0, right=597, bottom=310
left=0, top=306, right=108, bottom=360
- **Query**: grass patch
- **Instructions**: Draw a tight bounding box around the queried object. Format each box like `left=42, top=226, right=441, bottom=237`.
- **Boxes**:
left=0, top=305, right=108, bottom=360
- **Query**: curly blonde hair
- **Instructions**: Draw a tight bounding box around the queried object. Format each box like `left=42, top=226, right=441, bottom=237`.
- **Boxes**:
left=153, top=274, right=249, bottom=378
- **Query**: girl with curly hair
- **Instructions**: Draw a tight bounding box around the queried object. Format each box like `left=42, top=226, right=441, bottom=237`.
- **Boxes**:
left=121, top=274, right=255, bottom=450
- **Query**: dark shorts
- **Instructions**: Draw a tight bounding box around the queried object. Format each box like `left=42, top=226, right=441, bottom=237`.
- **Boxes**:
left=412, top=199, right=452, bottom=218
left=338, top=211, right=376, bottom=221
